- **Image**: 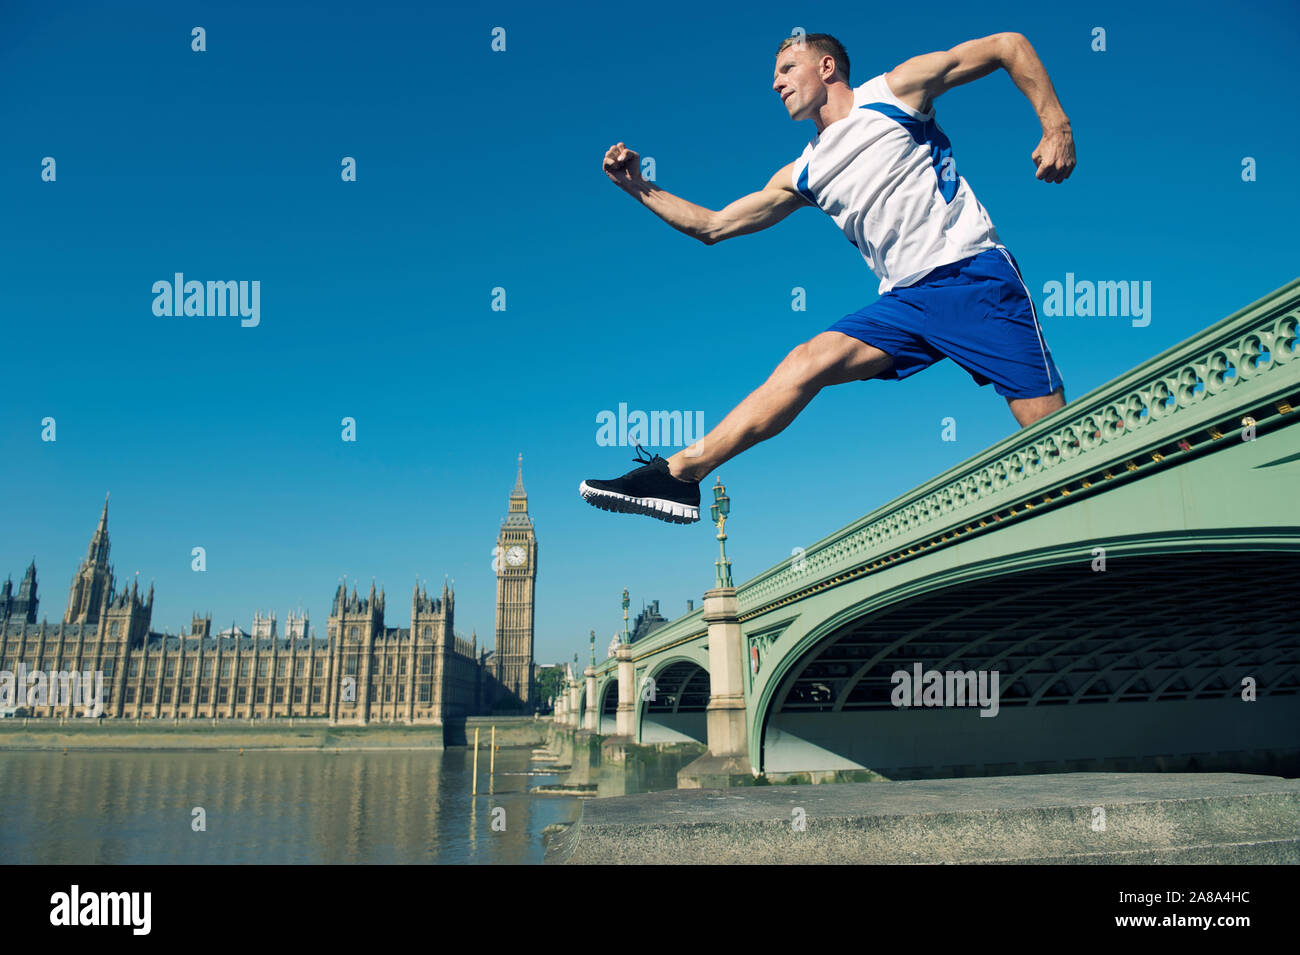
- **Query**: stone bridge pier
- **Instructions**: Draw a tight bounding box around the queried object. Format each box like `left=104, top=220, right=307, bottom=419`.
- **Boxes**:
left=599, top=643, right=638, bottom=762
left=584, top=666, right=597, bottom=733
left=550, top=585, right=755, bottom=787
left=677, top=587, right=754, bottom=788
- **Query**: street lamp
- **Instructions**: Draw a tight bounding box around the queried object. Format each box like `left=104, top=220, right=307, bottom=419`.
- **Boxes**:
left=711, top=477, right=733, bottom=588
left=621, top=587, right=630, bottom=644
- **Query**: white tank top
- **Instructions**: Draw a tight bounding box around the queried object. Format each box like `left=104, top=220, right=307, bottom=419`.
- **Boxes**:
left=790, top=72, right=1004, bottom=294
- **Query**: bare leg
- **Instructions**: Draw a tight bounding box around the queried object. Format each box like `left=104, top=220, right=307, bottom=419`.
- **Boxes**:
left=666, top=331, right=894, bottom=482
left=1007, top=385, right=1066, bottom=427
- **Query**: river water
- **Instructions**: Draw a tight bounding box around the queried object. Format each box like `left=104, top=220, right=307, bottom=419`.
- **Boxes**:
left=0, top=748, right=586, bottom=864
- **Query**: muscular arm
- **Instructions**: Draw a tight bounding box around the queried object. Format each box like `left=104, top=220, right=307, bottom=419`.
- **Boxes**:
left=602, top=142, right=807, bottom=244
left=886, top=32, right=1076, bottom=183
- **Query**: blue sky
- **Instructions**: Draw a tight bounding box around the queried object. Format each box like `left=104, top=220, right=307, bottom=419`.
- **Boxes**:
left=2, top=0, right=1296, bottom=665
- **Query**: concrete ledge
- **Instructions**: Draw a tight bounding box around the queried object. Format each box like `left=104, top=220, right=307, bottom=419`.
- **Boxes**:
left=677, top=753, right=755, bottom=789
left=458, top=716, right=546, bottom=748
left=544, top=772, right=1300, bottom=864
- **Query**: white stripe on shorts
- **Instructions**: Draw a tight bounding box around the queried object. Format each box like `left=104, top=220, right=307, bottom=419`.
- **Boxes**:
left=996, top=247, right=1056, bottom=393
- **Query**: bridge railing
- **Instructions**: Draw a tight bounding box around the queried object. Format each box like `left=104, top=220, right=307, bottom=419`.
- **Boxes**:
left=590, top=605, right=708, bottom=678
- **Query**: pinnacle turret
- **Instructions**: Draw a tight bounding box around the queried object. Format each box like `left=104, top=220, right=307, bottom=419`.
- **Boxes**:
left=511, top=452, right=526, bottom=498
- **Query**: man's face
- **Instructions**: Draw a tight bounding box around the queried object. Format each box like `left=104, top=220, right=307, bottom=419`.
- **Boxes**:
left=773, top=46, right=827, bottom=121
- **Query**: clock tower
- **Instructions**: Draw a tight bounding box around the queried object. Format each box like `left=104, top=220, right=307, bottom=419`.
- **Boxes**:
left=494, top=453, right=537, bottom=709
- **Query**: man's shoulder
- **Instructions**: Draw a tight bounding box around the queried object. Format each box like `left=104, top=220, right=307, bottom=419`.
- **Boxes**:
left=860, top=71, right=934, bottom=119
left=853, top=73, right=889, bottom=99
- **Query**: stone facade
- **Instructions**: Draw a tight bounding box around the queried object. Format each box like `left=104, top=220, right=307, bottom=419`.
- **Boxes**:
left=0, top=495, right=484, bottom=723
left=630, top=600, right=668, bottom=641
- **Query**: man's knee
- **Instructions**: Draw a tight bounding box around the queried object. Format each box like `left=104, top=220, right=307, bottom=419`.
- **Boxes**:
left=1008, top=386, right=1066, bottom=426
left=1040, top=384, right=1066, bottom=409
left=790, top=332, right=891, bottom=387
left=774, top=338, right=827, bottom=387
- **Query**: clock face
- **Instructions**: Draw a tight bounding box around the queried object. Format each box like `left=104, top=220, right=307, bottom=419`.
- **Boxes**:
left=505, top=545, right=527, bottom=567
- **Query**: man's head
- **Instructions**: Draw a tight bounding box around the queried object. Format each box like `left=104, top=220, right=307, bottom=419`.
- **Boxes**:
left=773, top=33, right=851, bottom=121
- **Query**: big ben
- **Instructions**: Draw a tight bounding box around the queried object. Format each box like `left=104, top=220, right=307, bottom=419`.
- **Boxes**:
left=494, top=453, right=537, bottom=708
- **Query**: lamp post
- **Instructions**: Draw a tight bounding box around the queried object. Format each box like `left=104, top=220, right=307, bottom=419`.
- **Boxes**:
left=589, top=629, right=596, bottom=667
left=621, top=588, right=630, bottom=644
left=711, top=477, right=733, bottom=588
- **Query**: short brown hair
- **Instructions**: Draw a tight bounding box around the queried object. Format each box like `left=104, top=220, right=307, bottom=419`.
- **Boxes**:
left=776, top=33, right=850, bottom=84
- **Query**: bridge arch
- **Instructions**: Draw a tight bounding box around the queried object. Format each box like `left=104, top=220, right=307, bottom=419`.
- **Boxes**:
left=754, top=546, right=1300, bottom=778
left=596, top=677, right=619, bottom=735
left=635, top=655, right=710, bottom=744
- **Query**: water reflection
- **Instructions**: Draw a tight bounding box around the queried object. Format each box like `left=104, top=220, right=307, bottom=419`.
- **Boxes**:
left=0, top=730, right=712, bottom=864
left=0, top=748, right=581, bottom=865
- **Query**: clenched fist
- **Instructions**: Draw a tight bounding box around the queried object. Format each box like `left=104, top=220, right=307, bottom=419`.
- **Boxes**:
left=1031, top=125, right=1076, bottom=184
left=603, top=142, right=643, bottom=188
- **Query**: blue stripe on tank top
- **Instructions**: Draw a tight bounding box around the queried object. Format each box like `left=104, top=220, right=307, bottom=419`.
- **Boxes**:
left=859, top=102, right=958, bottom=203
left=795, top=162, right=818, bottom=206
left=797, top=161, right=859, bottom=247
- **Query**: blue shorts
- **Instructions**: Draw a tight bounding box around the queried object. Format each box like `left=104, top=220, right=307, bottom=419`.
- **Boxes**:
left=827, top=247, right=1065, bottom=400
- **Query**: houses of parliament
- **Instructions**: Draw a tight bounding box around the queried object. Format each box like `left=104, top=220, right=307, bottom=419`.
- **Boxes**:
left=0, top=461, right=539, bottom=723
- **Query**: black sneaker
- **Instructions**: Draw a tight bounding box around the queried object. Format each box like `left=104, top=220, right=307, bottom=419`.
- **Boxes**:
left=579, top=445, right=701, bottom=524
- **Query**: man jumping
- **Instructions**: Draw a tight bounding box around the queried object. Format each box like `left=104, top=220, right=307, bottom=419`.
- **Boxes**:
left=580, top=31, right=1076, bottom=524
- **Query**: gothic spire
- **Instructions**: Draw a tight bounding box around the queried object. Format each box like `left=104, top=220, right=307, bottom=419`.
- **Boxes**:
left=17, top=560, right=36, bottom=598
left=85, top=493, right=111, bottom=566
left=505, top=453, right=532, bottom=524
left=511, top=452, right=526, bottom=499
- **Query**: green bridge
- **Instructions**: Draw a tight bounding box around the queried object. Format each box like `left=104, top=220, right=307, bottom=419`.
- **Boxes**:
left=552, top=277, right=1300, bottom=787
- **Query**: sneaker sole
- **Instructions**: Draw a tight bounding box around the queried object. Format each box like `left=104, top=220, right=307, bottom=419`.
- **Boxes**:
left=578, top=481, right=700, bottom=524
